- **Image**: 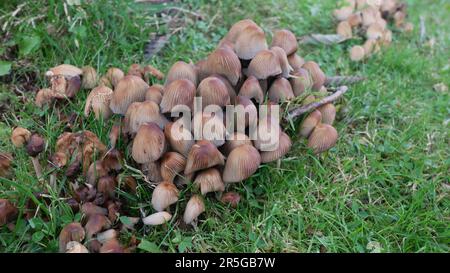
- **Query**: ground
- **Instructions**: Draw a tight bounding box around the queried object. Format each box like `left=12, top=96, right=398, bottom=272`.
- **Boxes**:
left=0, top=0, right=449, bottom=253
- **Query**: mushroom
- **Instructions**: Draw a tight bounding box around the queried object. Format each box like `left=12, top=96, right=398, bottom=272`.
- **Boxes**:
left=164, top=121, right=194, bottom=157
left=317, top=103, right=336, bottom=125
left=366, top=23, right=384, bottom=40
left=302, top=61, right=325, bottom=91
left=81, top=66, right=98, bottom=89
left=197, top=76, right=231, bottom=107
left=160, top=79, right=196, bottom=113
left=246, top=49, right=282, bottom=80
left=105, top=67, right=125, bottom=88
left=346, top=12, right=362, bottom=27
left=271, top=29, right=298, bottom=56
left=124, top=101, right=168, bottom=134
left=145, top=84, right=164, bottom=104
left=183, top=194, right=205, bottom=225
left=131, top=122, right=166, bottom=164
left=65, top=241, right=89, bottom=253
left=220, top=192, right=241, bottom=208
left=97, top=176, right=117, bottom=200
left=84, top=86, right=113, bottom=120
left=151, top=181, right=179, bottom=211
left=11, top=127, right=31, bottom=148
left=337, top=21, right=353, bottom=39
left=221, top=132, right=252, bottom=156
left=289, top=68, right=312, bottom=96
left=287, top=54, right=305, bottom=71
left=213, top=74, right=237, bottom=102
left=165, top=61, right=198, bottom=86
left=193, top=168, right=225, bottom=195
left=142, top=211, right=172, bottom=226
left=143, top=161, right=163, bottom=183
left=0, top=153, right=12, bottom=177
left=205, top=47, right=242, bottom=85
left=363, top=39, right=380, bottom=56
left=109, top=75, right=149, bottom=115
left=81, top=202, right=108, bottom=218
left=233, top=96, right=258, bottom=130
left=307, top=124, right=339, bottom=154
left=350, top=45, right=366, bottom=61
left=96, top=229, right=118, bottom=244
left=0, top=199, right=18, bottom=226
left=234, top=24, right=268, bottom=60
left=128, top=63, right=143, bottom=78
left=192, top=111, right=227, bottom=147
left=299, top=110, right=322, bottom=138
left=143, top=64, right=165, bottom=82
left=238, top=75, right=264, bottom=103
left=222, top=144, right=261, bottom=183
left=271, top=46, right=292, bottom=78
left=260, top=131, right=292, bottom=163
left=26, top=133, right=45, bottom=179
left=184, top=140, right=225, bottom=174
left=333, top=6, right=354, bottom=21
left=160, top=152, right=186, bottom=183
left=223, top=19, right=258, bottom=43
left=268, top=77, right=295, bottom=103
left=85, top=214, right=111, bottom=239
left=99, top=238, right=124, bottom=253
left=253, top=117, right=282, bottom=151
left=58, top=222, right=85, bottom=253
left=109, top=122, right=127, bottom=148
left=86, top=160, right=108, bottom=186
left=35, top=88, right=55, bottom=107
left=46, top=64, right=82, bottom=78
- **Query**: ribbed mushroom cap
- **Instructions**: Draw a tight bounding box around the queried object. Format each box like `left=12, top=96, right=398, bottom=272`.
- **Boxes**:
left=58, top=222, right=85, bottom=253
left=247, top=49, right=282, bottom=79
left=205, top=47, right=241, bottom=85
left=333, top=6, right=354, bottom=21
left=128, top=63, right=143, bottom=78
left=317, top=103, right=336, bottom=125
left=35, top=88, right=55, bottom=108
left=164, top=122, right=194, bottom=157
left=260, top=131, right=292, bottom=163
left=234, top=24, right=268, bottom=60
left=105, top=67, right=125, bottom=88
left=197, top=76, right=230, bottom=107
left=366, top=23, right=384, bottom=40
left=160, top=152, right=186, bottom=183
left=151, top=181, right=179, bottom=211
left=271, top=29, right=298, bottom=56
left=299, top=110, right=322, bottom=138
left=145, top=84, right=164, bottom=104
left=142, top=211, right=172, bottom=226
left=271, top=46, right=292, bottom=78
left=165, top=61, right=198, bottom=87
left=232, top=95, right=258, bottom=130
left=192, top=111, right=227, bottom=147
left=349, top=45, right=365, bottom=61
left=11, top=127, right=31, bottom=148
left=346, top=12, right=362, bottom=27
left=224, top=19, right=258, bottom=43
left=307, top=124, right=338, bottom=154
left=110, top=75, right=149, bottom=115
left=221, top=132, right=253, bottom=156
left=337, top=21, right=353, bottom=39
left=212, top=74, right=237, bottom=102
left=195, top=59, right=209, bottom=82
left=184, top=140, right=225, bottom=174
left=84, top=86, right=113, bottom=120
left=131, top=122, right=166, bottom=164
left=160, top=79, right=196, bottom=113
left=183, top=194, right=205, bottom=225
left=287, top=53, right=305, bottom=71
left=46, top=64, right=82, bottom=78
left=124, top=101, right=168, bottom=134
left=223, top=144, right=261, bottom=183
left=302, top=61, right=325, bottom=91
left=143, top=161, right=163, bottom=183
left=268, top=77, right=295, bottom=103
left=193, top=168, right=225, bottom=195
left=238, top=75, right=264, bottom=103
left=81, top=66, right=98, bottom=89
left=253, top=117, right=282, bottom=152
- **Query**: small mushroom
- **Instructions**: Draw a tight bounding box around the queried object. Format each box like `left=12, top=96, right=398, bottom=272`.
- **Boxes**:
left=271, top=29, right=298, bottom=56
left=143, top=161, right=163, bottom=183
left=224, top=19, right=258, bottom=43
left=102, top=148, right=122, bottom=172
left=164, top=122, right=194, bottom=157
left=346, top=12, right=362, bottom=27
left=193, top=168, right=225, bottom=195
left=307, top=124, right=339, bottom=154
left=271, top=46, right=292, bottom=78
left=84, top=86, right=113, bottom=120
left=247, top=49, right=282, bottom=80
left=287, top=54, right=305, bottom=71
left=0, top=199, right=18, bottom=226
left=26, top=133, right=45, bottom=179
left=35, top=88, right=55, bottom=107
left=160, top=152, right=186, bottom=183
left=183, top=194, right=205, bottom=225
left=81, top=66, right=98, bottom=89
left=302, top=61, right=325, bottom=91
left=234, top=24, right=268, bottom=60
left=299, top=110, right=322, bottom=138
left=220, top=192, right=241, bottom=208
left=165, top=61, right=198, bottom=87
left=11, top=127, right=31, bottom=148
left=205, top=47, right=242, bottom=85
left=145, top=84, right=164, bottom=104
left=110, top=75, right=149, bottom=115
left=142, top=211, right=172, bottom=226
left=105, top=67, right=125, bottom=88
left=46, top=64, right=82, bottom=78
left=131, top=122, right=166, bottom=164
left=143, top=64, right=165, bottom=82
left=233, top=96, right=258, bottom=130
left=58, top=222, right=85, bottom=253
left=151, top=181, right=179, bottom=212
left=350, top=45, right=366, bottom=61
left=85, top=214, right=111, bottom=239
left=268, top=77, right=295, bottom=103
left=366, top=23, right=384, bottom=40
left=160, top=79, right=196, bottom=113
left=289, top=68, right=312, bottom=96
left=97, top=176, right=117, bottom=200
left=124, top=101, right=168, bottom=134
left=184, top=140, right=225, bottom=174
left=99, top=238, right=124, bottom=253
left=0, top=153, right=12, bottom=178
left=109, top=122, right=127, bottom=148
left=222, top=144, right=261, bottom=183
left=260, top=131, right=292, bottom=163
left=96, top=229, right=118, bottom=244
left=65, top=241, right=89, bottom=253
left=317, top=103, right=336, bottom=125
left=238, top=75, right=264, bottom=103
left=197, top=76, right=231, bottom=107
left=337, top=21, right=353, bottom=39
left=192, top=111, right=227, bottom=147
left=86, top=160, right=108, bottom=186
left=128, top=63, right=143, bottom=78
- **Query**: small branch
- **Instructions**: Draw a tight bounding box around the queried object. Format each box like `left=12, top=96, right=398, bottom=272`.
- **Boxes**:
left=285, top=86, right=349, bottom=121
left=419, top=16, right=426, bottom=44
left=30, top=157, right=43, bottom=179
left=298, top=34, right=349, bottom=45
left=325, top=76, right=366, bottom=87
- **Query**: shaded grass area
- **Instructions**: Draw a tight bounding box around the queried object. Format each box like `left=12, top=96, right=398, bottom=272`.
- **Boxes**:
left=0, top=0, right=449, bottom=252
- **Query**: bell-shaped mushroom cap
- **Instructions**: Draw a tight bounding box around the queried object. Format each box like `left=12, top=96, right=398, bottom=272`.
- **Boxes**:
left=105, top=67, right=125, bottom=88
left=224, top=19, right=258, bottom=43
left=151, top=181, right=179, bottom=211
left=110, top=75, right=149, bottom=115
left=84, top=86, right=113, bottom=120
left=205, top=47, right=241, bottom=85
left=307, top=124, right=338, bottom=154
left=302, top=61, right=325, bottom=91
left=253, top=117, right=282, bottom=151
left=363, top=39, right=379, bottom=56
left=234, top=24, right=268, bottom=60
left=11, top=127, right=31, bottom=148
left=317, top=103, right=336, bottom=125
left=232, top=95, right=258, bottom=130
left=268, top=77, right=295, bottom=103
left=366, top=22, right=384, bottom=40
left=46, top=64, right=82, bottom=78
left=213, top=74, right=237, bottom=102
left=145, top=84, right=164, bottom=104
left=287, top=53, right=305, bottom=71
left=26, top=133, right=45, bottom=157
left=260, top=131, right=292, bottom=163
left=347, top=12, right=362, bottom=27
left=197, top=76, right=231, bottom=107
left=221, top=132, right=252, bottom=156
left=165, top=61, right=198, bottom=86
left=124, top=101, right=168, bottom=134
left=223, top=144, right=261, bottom=183
left=238, top=75, right=264, bottom=103
left=160, top=152, right=186, bottom=183
left=361, top=6, right=378, bottom=27
left=271, top=46, right=292, bottom=78
left=81, top=66, right=97, bottom=89
left=58, top=222, right=85, bottom=253
left=35, top=88, right=55, bottom=108
left=271, top=29, right=298, bottom=56
left=337, top=21, right=353, bottom=39
left=184, top=140, right=225, bottom=174
left=349, top=45, right=365, bottom=61
left=333, top=6, right=354, bottom=21
left=193, top=168, right=225, bottom=195
left=65, top=241, right=89, bottom=253
left=183, top=194, right=205, bottom=225
left=128, top=63, right=143, bottom=78
left=299, top=110, right=322, bottom=138
left=143, top=161, right=163, bottom=183
left=142, top=211, right=172, bottom=226
left=164, top=122, right=194, bottom=157
left=160, top=79, right=196, bottom=113
left=131, top=122, right=166, bottom=164
left=192, top=111, right=227, bottom=147
left=247, top=49, right=282, bottom=80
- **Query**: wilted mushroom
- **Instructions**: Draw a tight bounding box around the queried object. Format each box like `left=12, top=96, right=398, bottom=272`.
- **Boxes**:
left=65, top=241, right=89, bottom=253
left=183, top=194, right=205, bottom=225
left=0, top=199, right=18, bottom=226
left=193, top=168, right=225, bottom=195
left=58, top=222, right=85, bottom=253
left=35, top=88, right=55, bottom=107
left=142, top=211, right=172, bottom=226
left=11, top=127, right=31, bottom=148
left=84, top=86, right=113, bottom=120
left=151, top=181, right=179, bottom=211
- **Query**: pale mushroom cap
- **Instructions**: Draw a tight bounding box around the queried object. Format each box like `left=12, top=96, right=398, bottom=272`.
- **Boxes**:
left=197, top=76, right=231, bottom=107
left=222, top=144, right=261, bottom=183
left=268, top=77, right=295, bottom=103
left=260, top=131, right=292, bottom=163
left=84, top=86, right=113, bottom=120
left=299, top=110, right=322, bottom=138
left=247, top=49, right=282, bottom=79
left=238, top=75, right=264, bottom=103
left=142, top=211, right=172, bottom=226
left=151, top=181, right=179, bottom=211
left=317, top=103, right=336, bottom=125
left=165, top=61, right=198, bottom=87
left=11, top=127, right=31, bottom=148
left=337, top=21, right=353, bottom=39
left=106, top=67, right=125, bottom=88
left=302, top=61, right=325, bottom=91
left=234, top=24, right=268, bottom=60
left=110, top=75, right=149, bottom=114
left=96, top=229, right=118, bottom=244
left=224, top=19, right=258, bottom=43
left=145, top=85, right=164, bottom=104
left=193, top=168, right=225, bottom=195
left=164, top=122, right=195, bottom=157
left=160, top=152, right=187, bottom=183
left=349, top=45, right=365, bottom=61
left=131, top=122, right=166, bottom=164
left=160, top=79, right=196, bottom=113
left=183, top=194, right=205, bottom=225
left=124, top=100, right=167, bottom=134
left=35, top=88, right=55, bottom=108
left=271, top=29, right=298, bottom=56
left=221, top=132, right=253, bottom=156
left=206, top=47, right=242, bottom=85
left=308, top=123, right=338, bottom=154
left=65, top=241, right=89, bottom=253
left=47, top=64, right=82, bottom=78
left=81, top=66, right=98, bottom=89
left=184, top=140, right=225, bottom=174
left=271, top=46, right=293, bottom=78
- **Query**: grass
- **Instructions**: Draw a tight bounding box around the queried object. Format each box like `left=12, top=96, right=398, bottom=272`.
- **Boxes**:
left=0, top=0, right=449, bottom=253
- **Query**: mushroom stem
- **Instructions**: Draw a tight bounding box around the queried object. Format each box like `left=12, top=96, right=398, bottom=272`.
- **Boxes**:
left=285, top=85, right=349, bottom=121
left=31, top=157, right=43, bottom=179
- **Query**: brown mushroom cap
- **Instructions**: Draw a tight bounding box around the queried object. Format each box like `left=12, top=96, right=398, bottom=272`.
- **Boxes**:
left=317, top=103, right=336, bottom=125
left=97, top=176, right=117, bottom=200
left=302, top=61, right=325, bottom=91
left=234, top=24, right=268, bottom=60
left=26, top=133, right=45, bottom=157
left=35, top=88, right=55, bottom=108
left=307, top=124, right=338, bottom=154
left=222, top=144, right=261, bottom=183
left=164, top=121, right=195, bottom=157
left=347, top=12, right=362, bottom=27
left=299, top=110, right=322, bottom=138
left=46, top=64, right=83, bottom=78
left=151, top=181, right=179, bottom=211
left=105, top=67, right=125, bottom=88
left=143, top=64, right=165, bottom=82
left=349, top=45, right=365, bottom=61
left=232, top=95, right=258, bottom=130
left=247, top=49, right=282, bottom=80
left=145, top=85, right=164, bottom=104
left=221, top=132, right=253, bottom=156
left=238, top=75, right=265, bottom=103
left=165, top=61, right=198, bottom=87
left=81, top=66, right=98, bottom=89
left=183, top=194, right=205, bottom=225
left=99, top=238, right=124, bottom=253
left=205, top=47, right=242, bottom=85
left=197, top=76, right=231, bottom=107
left=337, top=21, right=353, bottom=39
left=124, top=101, right=168, bottom=134
left=0, top=199, right=18, bottom=226
left=268, top=77, right=295, bottom=103
left=160, top=152, right=186, bottom=183
left=271, top=46, right=292, bottom=78
left=287, top=53, right=305, bottom=71
left=366, top=22, right=384, bottom=40
left=224, top=19, right=258, bottom=43
left=84, top=86, right=113, bottom=120
left=11, top=127, right=31, bottom=148
left=131, top=122, right=166, bottom=164
left=160, top=79, right=196, bottom=113
left=110, top=75, right=149, bottom=114
left=0, top=153, right=12, bottom=177
left=184, top=140, right=225, bottom=174
left=271, top=29, right=298, bottom=56
left=193, top=168, right=225, bottom=195
left=58, top=222, right=85, bottom=253
left=260, top=131, right=292, bottom=163
left=85, top=214, right=111, bottom=239
left=143, top=161, right=163, bottom=183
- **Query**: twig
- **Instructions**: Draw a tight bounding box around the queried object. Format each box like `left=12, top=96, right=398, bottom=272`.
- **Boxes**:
left=325, top=76, right=366, bottom=87
left=285, top=86, right=349, bottom=121
left=298, top=34, right=349, bottom=45
left=419, top=16, right=426, bottom=44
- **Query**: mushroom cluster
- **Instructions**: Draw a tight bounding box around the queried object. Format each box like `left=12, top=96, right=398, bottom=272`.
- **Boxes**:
left=334, top=0, right=413, bottom=61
